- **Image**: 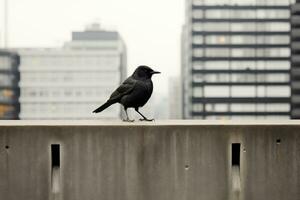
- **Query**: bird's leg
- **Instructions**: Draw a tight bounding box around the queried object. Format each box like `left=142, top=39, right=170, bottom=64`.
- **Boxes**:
left=135, top=108, right=154, bottom=121
left=123, top=108, right=134, bottom=122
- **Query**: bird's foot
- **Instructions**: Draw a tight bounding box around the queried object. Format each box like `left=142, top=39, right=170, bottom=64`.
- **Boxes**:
left=123, top=118, right=135, bottom=122
left=139, top=118, right=154, bottom=122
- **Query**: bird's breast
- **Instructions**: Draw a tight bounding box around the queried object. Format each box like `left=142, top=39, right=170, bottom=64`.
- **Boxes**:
left=119, top=78, right=154, bottom=108
left=139, top=80, right=153, bottom=94
left=122, top=80, right=153, bottom=108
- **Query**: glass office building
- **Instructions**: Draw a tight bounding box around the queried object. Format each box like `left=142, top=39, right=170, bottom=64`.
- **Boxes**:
left=0, top=51, right=20, bottom=119
left=291, top=0, right=300, bottom=119
left=182, top=0, right=292, bottom=119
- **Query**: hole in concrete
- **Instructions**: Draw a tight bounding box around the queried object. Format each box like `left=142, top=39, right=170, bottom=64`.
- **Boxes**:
left=185, top=165, right=189, bottom=170
left=51, top=144, right=60, bottom=167
left=276, top=139, right=281, bottom=145
left=51, top=144, right=61, bottom=193
left=243, top=148, right=246, bottom=153
left=232, top=143, right=240, bottom=166
left=5, top=145, right=9, bottom=149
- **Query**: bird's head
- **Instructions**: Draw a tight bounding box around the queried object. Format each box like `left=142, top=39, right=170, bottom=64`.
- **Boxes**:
left=133, top=65, right=161, bottom=80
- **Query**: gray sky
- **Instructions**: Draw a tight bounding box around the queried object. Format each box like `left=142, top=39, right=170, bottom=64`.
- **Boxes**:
left=0, top=0, right=185, bottom=95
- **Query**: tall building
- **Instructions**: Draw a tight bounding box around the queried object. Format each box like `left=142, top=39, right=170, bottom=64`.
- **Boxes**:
left=17, top=24, right=127, bottom=119
left=291, top=0, right=300, bottom=119
left=182, top=0, right=292, bottom=119
left=168, top=76, right=182, bottom=119
left=0, top=50, right=20, bottom=119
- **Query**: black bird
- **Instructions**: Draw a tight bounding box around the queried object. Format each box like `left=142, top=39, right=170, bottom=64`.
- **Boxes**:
left=93, top=65, right=161, bottom=121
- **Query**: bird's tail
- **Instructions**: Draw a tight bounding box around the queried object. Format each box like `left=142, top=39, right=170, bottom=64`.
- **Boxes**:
left=93, top=101, right=114, bottom=113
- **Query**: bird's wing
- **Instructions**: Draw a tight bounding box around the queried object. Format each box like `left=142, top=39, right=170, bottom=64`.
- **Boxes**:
left=108, top=77, right=137, bottom=102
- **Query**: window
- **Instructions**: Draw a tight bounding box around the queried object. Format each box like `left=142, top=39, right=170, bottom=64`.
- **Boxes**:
left=257, top=61, right=290, bottom=70
left=231, top=86, right=256, bottom=97
left=256, top=48, right=290, bottom=57
left=204, top=86, right=230, bottom=97
left=205, top=35, right=289, bottom=45
left=206, top=103, right=229, bottom=112
left=193, top=87, right=204, bottom=97
left=257, top=74, right=289, bottom=82
left=204, top=23, right=230, bottom=32
left=257, top=86, right=290, bottom=97
left=266, top=86, right=290, bottom=97
left=192, top=62, right=204, bottom=70
left=192, top=36, right=204, bottom=44
left=192, top=10, right=203, bottom=18
left=257, top=22, right=290, bottom=32
left=231, top=61, right=256, bottom=70
left=266, top=103, right=290, bottom=112
left=193, top=74, right=205, bottom=82
left=192, top=104, right=203, bottom=112
left=205, top=61, right=229, bottom=70
left=205, top=36, right=230, bottom=44
left=193, top=49, right=204, bottom=57
left=204, top=74, right=230, bottom=82
left=231, top=36, right=256, bottom=44
left=205, top=10, right=229, bottom=19
left=205, top=48, right=230, bottom=57
left=231, top=49, right=256, bottom=57
left=231, top=23, right=256, bottom=31
left=231, top=104, right=256, bottom=112
left=0, top=57, right=12, bottom=70
left=231, top=74, right=256, bottom=82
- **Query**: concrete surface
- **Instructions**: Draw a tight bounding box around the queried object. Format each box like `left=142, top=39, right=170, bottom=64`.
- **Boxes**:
left=0, top=120, right=299, bottom=200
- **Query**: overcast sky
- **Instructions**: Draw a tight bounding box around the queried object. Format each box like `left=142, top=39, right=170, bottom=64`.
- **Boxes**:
left=0, top=0, right=185, bottom=95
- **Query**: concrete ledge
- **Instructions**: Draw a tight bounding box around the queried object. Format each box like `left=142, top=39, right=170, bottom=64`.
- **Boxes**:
left=0, top=119, right=300, bottom=126
left=0, top=120, right=299, bottom=200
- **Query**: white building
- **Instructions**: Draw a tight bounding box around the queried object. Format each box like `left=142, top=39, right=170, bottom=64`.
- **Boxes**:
left=135, top=92, right=169, bottom=120
left=17, top=24, right=127, bottom=119
left=168, top=76, right=182, bottom=119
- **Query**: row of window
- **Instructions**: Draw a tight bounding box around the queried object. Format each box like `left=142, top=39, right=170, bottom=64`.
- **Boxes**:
left=192, top=103, right=290, bottom=112
left=21, top=55, right=120, bottom=67
left=21, top=87, right=116, bottom=98
left=192, top=0, right=291, bottom=6
left=194, top=115, right=289, bottom=120
left=193, top=35, right=290, bottom=45
left=192, top=10, right=290, bottom=19
left=193, top=73, right=290, bottom=83
left=192, top=61, right=290, bottom=70
left=193, top=48, right=290, bottom=57
left=192, top=86, right=290, bottom=97
left=21, top=72, right=120, bottom=83
left=192, top=22, right=290, bottom=32
left=20, top=103, right=119, bottom=115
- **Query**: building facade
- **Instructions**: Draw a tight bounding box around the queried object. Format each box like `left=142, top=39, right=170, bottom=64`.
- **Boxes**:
left=291, top=0, right=300, bottom=119
left=0, top=50, right=20, bottom=119
left=182, top=0, right=292, bottom=119
left=168, top=76, right=182, bottom=119
left=18, top=25, right=127, bottom=119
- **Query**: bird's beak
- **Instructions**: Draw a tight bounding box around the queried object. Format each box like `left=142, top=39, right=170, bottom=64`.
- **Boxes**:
left=151, top=71, right=161, bottom=75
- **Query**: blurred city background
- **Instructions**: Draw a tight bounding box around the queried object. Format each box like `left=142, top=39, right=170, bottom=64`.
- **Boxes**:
left=0, top=0, right=299, bottom=120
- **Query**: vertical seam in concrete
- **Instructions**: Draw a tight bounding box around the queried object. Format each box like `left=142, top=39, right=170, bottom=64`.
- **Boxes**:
left=172, top=131, right=178, bottom=199
left=183, top=132, right=190, bottom=200
left=5, top=132, right=9, bottom=200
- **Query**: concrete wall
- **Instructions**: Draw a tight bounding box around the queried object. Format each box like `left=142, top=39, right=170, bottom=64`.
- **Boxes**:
left=0, top=121, right=299, bottom=200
